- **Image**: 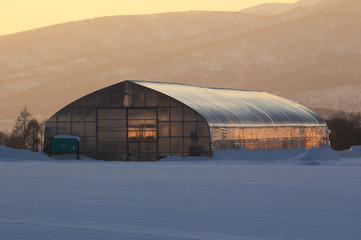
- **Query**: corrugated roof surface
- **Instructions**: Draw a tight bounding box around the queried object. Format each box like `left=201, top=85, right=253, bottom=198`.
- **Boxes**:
left=133, top=81, right=326, bottom=127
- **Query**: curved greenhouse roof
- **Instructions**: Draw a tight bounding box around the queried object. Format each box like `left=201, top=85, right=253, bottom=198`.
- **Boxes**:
left=133, top=81, right=326, bottom=127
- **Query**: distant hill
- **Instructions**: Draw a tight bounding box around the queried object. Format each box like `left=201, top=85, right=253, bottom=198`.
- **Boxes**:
left=0, top=0, right=360, bottom=130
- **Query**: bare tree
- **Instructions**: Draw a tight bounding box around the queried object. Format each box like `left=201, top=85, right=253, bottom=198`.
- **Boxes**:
left=11, top=107, right=32, bottom=149
left=325, top=112, right=361, bottom=151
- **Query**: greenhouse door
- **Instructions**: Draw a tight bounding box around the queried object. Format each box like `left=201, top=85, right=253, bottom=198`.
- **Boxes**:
left=97, top=109, right=127, bottom=161
left=127, top=108, right=157, bottom=161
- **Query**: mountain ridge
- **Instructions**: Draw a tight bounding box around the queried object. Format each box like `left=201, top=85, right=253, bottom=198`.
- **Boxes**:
left=0, top=0, right=359, bottom=130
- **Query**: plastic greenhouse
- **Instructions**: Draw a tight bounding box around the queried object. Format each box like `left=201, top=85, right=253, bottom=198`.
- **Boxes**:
left=43, top=80, right=329, bottom=161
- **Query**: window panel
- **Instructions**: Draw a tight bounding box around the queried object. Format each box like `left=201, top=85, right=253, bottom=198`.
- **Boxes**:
left=98, top=94, right=110, bottom=107
left=57, top=122, right=71, bottom=135
left=170, top=99, right=182, bottom=107
left=98, top=131, right=126, bottom=141
left=57, top=108, right=71, bottom=121
left=158, top=122, right=169, bottom=137
left=171, top=138, right=183, bottom=153
left=98, top=142, right=126, bottom=153
left=124, top=94, right=133, bottom=107
left=98, top=109, right=126, bottom=120
left=86, top=122, right=96, bottom=137
left=72, top=122, right=85, bottom=136
left=140, top=142, right=157, bottom=153
left=184, top=122, right=197, bottom=138
left=45, top=123, right=57, bottom=137
left=158, top=108, right=169, bottom=121
left=158, top=94, right=170, bottom=106
left=81, top=137, right=96, bottom=153
left=85, top=108, right=96, bottom=122
left=184, top=138, right=204, bottom=155
left=85, top=94, right=97, bottom=107
left=72, top=108, right=84, bottom=121
left=158, top=138, right=170, bottom=153
left=171, top=122, right=183, bottom=137
left=134, top=94, right=145, bottom=107
left=146, top=94, right=157, bottom=107
left=197, top=122, right=209, bottom=137
left=72, top=98, right=85, bottom=108
left=110, top=93, right=122, bottom=107
left=171, top=107, right=183, bottom=121
left=98, top=119, right=126, bottom=130
left=183, top=107, right=197, bottom=121
left=198, top=138, right=210, bottom=152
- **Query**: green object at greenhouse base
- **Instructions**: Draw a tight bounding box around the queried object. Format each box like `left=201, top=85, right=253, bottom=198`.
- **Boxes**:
left=50, top=138, right=80, bottom=159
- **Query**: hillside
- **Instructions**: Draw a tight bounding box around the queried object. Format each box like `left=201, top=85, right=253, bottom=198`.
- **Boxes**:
left=0, top=0, right=360, bottom=130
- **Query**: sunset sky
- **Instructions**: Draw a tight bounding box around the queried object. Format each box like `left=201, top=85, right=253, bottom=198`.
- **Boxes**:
left=1, top=0, right=298, bottom=36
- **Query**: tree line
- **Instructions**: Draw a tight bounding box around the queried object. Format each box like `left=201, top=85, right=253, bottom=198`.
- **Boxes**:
left=0, top=107, right=46, bottom=152
left=324, top=111, right=361, bottom=151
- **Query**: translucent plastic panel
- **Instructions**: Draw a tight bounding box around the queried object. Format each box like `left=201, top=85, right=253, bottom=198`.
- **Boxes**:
left=124, top=94, right=133, bottom=107
left=85, top=108, right=96, bottom=122
left=45, top=122, right=57, bottom=137
left=72, top=98, right=85, bottom=108
left=171, top=107, right=183, bottom=121
left=158, top=94, right=170, bottom=106
left=171, top=138, right=183, bottom=153
left=198, top=138, right=210, bottom=152
left=183, top=107, right=197, bottom=121
left=98, top=142, right=127, bottom=153
left=57, top=108, right=71, bottom=122
left=183, top=122, right=196, bottom=138
left=85, top=94, right=97, bottom=107
left=98, top=94, right=110, bottom=107
left=98, top=109, right=126, bottom=120
left=146, top=94, right=157, bottom=107
left=98, top=119, right=126, bottom=131
left=171, top=122, right=182, bottom=137
left=184, top=138, right=204, bottom=155
left=72, top=122, right=85, bottom=136
left=158, top=138, right=170, bottom=153
left=134, top=81, right=326, bottom=127
left=128, top=109, right=156, bottom=120
left=197, top=122, right=210, bottom=137
left=72, top=108, right=84, bottom=121
left=86, top=122, right=96, bottom=137
left=98, top=131, right=126, bottom=142
left=158, top=122, right=170, bottom=137
left=134, top=94, right=145, bottom=107
left=81, top=137, right=96, bottom=153
left=110, top=93, right=122, bottom=107
left=140, top=142, right=157, bottom=153
left=158, top=108, right=169, bottom=121
left=57, top=122, right=71, bottom=135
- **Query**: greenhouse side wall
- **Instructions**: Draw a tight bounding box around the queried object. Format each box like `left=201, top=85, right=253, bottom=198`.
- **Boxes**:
left=210, top=126, right=329, bottom=151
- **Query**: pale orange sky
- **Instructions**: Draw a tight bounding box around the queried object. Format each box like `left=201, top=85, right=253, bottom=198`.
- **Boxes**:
left=1, top=0, right=298, bottom=36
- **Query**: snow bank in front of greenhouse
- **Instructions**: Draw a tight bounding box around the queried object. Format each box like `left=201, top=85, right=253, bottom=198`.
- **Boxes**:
left=162, top=145, right=361, bottom=165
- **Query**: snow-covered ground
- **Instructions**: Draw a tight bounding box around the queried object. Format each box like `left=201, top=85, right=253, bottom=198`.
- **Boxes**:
left=0, top=145, right=360, bottom=240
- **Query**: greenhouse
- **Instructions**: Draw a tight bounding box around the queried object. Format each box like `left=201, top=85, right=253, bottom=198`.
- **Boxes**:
left=43, top=80, right=329, bottom=161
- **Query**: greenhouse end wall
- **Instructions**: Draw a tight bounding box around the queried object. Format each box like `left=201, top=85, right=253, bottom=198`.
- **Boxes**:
left=43, top=81, right=211, bottom=161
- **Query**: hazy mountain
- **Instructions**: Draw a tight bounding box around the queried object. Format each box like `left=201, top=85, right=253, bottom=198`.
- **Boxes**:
left=241, top=0, right=331, bottom=16
left=0, top=0, right=360, bottom=130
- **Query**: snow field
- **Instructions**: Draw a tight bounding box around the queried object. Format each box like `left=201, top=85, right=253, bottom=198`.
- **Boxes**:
left=0, top=145, right=360, bottom=240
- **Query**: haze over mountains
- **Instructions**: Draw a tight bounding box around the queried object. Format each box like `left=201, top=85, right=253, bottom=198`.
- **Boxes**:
left=0, top=0, right=360, bottom=130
